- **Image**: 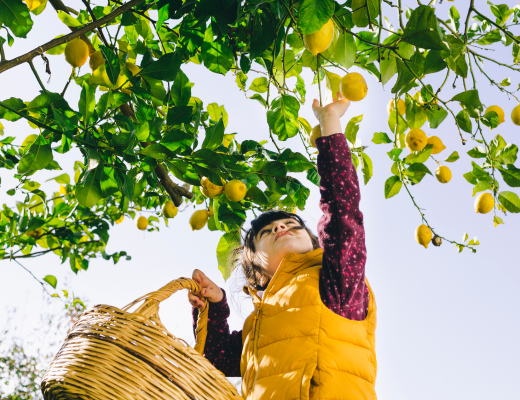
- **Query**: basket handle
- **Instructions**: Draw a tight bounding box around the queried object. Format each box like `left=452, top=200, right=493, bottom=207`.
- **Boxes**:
left=121, top=277, right=209, bottom=355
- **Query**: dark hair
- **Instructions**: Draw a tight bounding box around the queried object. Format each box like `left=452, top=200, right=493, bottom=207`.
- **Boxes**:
left=230, top=211, right=320, bottom=290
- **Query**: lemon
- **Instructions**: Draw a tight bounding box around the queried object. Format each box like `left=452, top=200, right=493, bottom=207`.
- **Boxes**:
left=59, top=185, right=67, bottom=195
left=303, top=19, right=334, bottom=56
left=222, top=134, right=234, bottom=148
left=64, top=38, right=89, bottom=68
left=387, top=99, right=406, bottom=116
left=511, top=104, right=520, bottom=125
left=26, top=227, right=43, bottom=239
left=474, top=192, right=494, bottom=214
left=137, top=216, right=148, bottom=230
left=431, top=235, right=442, bottom=247
left=405, top=128, right=427, bottom=151
left=163, top=200, right=178, bottom=218
left=225, top=179, right=247, bottom=202
left=200, top=176, right=225, bottom=198
left=435, top=166, right=452, bottom=183
left=309, top=125, right=322, bottom=148
left=485, top=105, right=505, bottom=125
left=115, top=215, right=124, bottom=224
left=24, top=0, right=43, bottom=11
left=340, top=72, right=368, bottom=102
left=415, top=224, right=432, bottom=249
left=190, top=210, right=209, bottom=231
left=89, top=50, right=105, bottom=71
left=427, top=136, right=446, bottom=154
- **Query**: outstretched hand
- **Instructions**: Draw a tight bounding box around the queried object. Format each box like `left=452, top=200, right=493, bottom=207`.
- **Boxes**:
left=188, top=269, right=224, bottom=308
left=312, top=91, right=351, bottom=122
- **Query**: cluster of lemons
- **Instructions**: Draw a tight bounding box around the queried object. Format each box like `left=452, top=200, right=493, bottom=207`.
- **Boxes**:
left=303, top=19, right=368, bottom=147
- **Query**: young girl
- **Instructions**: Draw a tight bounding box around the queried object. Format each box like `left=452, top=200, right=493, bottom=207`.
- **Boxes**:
left=189, top=92, right=377, bottom=399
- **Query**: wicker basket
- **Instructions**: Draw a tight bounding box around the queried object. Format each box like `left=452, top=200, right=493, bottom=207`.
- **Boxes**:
left=41, top=278, right=241, bottom=400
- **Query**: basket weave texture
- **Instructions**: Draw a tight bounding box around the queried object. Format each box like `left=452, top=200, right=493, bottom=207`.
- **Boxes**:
left=41, top=278, right=241, bottom=400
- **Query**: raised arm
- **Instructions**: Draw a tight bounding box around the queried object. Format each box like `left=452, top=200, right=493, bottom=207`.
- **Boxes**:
left=312, top=93, right=369, bottom=321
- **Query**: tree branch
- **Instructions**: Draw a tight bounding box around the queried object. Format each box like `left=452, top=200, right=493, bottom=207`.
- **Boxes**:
left=80, top=0, right=111, bottom=48
left=0, top=0, right=147, bottom=74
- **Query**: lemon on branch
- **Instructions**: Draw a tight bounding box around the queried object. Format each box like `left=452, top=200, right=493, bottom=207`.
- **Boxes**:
left=225, top=180, right=247, bottom=202
left=303, top=19, right=334, bottom=56
left=137, top=216, right=148, bottom=230
left=89, top=50, right=105, bottom=71
left=26, top=227, right=43, bottom=239
left=474, top=192, right=494, bottom=214
left=190, top=210, right=209, bottom=231
left=163, top=201, right=178, bottom=218
left=24, top=0, right=44, bottom=11
left=427, top=136, right=446, bottom=154
left=201, top=176, right=225, bottom=198
left=309, top=125, right=322, bottom=148
left=415, top=224, right=432, bottom=249
left=340, top=72, right=367, bottom=102
left=115, top=215, right=124, bottom=224
left=406, top=128, right=427, bottom=151
left=511, top=104, right=520, bottom=125
left=64, top=38, right=89, bottom=68
left=485, top=105, right=505, bottom=125
left=435, top=166, right=452, bottom=183
left=387, top=99, right=406, bottom=116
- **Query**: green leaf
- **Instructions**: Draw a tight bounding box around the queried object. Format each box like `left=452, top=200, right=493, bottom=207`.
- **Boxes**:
left=202, top=117, right=225, bottom=150
left=248, top=77, right=268, bottom=93
left=345, top=114, right=363, bottom=144
left=467, top=146, right=487, bottom=158
left=46, top=173, right=70, bottom=184
left=489, top=134, right=507, bottom=157
left=249, top=10, right=277, bottom=58
left=449, top=6, right=460, bottom=30
left=246, top=186, right=269, bottom=205
left=167, top=106, right=192, bottom=126
left=0, top=0, right=33, bottom=38
left=404, top=144, right=433, bottom=164
left=496, top=144, right=518, bottom=165
left=498, top=191, right=520, bottom=213
left=140, top=143, right=174, bottom=159
left=407, top=163, right=432, bottom=183
left=172, top=69, right=191, bottom=106
left=450, top=90, right=483, bottom=111
left=372, top=132, right=392, bottom=144
left=456, top=109, right=472, bottom=133
left=76, top=163, right=103, bottom=208
left=384, top=175, right=402, bottom=198
left=352, top=0, right=380, bottom=28
left=299, top=0, right=334, bottom=35
left=401, top=5, right=448, bottom=51
left=43, top=275, right=57, bottom=289
left=444, top=151, right=459, bottom=163
left=278, top=149, right=314, bottom=172
left=140, top=52, right=181, bottom=81
left=360, top=152, right=373, bottom=185
left=216, top=231, right=241, bottom=280
left=267, top=95, right=300, bottom=141
left=202, top=33, right=234, bottom=75
left=249, top=94, right=266, bottom=107
left=380, top=55, right=397, bottom=85
left=18, top=136, right=53, bottom=174
left=57, top=10, right=82, bottom=27
left=335, top=32, right=356, bottom=69
left=99, top=45, right=120, bottom=86
left=498, top=165, right=520, bottom=187
left=78, top=82, right=95, bottom=126
left=307, top=167, right=320, bottom=186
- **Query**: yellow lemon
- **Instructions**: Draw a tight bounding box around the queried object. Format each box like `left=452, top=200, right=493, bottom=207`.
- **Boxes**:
left=340, top=72, right=368, bottom=102
left=64, top=38, right=89, bottom=68
left=415, top=224, right=432, bottom=249
left=137, top=216, right=148, bottom=230
left=59, top=185, right=67, bottom=195
left=89, top=50, right=105, bottom=71
left=208, top=206, right=214, bottom=217
left=26, top=227, right=43, bottom=239
left=405, top=128, right=428, bottom=151
left=309, top=125, right=322, bottom=148
left=511, top=104, right=520, bottom=125
left=485, top=105, right=505, bottom=125
left=225, top=179, right=247, bottom=202
left=190, top=210, right=209, bottom=231
left=474, top=192, right=494, bottom=214
left=387, top=99, right=406, bottom=116
left=435, top=166, right=452, bottom=183
left=24, top=0, right=43, bottom=11
left=126, top=62, right=141, bottom=76
left=115, top=215, right=124, bottom=224
left=163, top=200, right=178, bottom=218
left=200, top=176, right=225, bottom=198
left=303, top=19, right=334, bottom=56
left=222, top=134, right=234, bottom=148
left=427, top=136, right=446, bottom=154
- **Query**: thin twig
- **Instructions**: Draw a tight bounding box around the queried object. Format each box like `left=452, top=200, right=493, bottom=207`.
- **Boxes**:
left=28, top=60, right=47, bottom=92
left=12, top=259, right=54, bottom=297
left=81, top=0, right=110, bottom=47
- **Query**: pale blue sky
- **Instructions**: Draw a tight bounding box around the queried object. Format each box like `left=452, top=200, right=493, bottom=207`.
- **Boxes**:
left=1, top=1, right=519, bottom=398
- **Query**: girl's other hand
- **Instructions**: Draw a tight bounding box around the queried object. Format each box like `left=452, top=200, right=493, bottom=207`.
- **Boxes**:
left=312, top=92, right=351, bottom=137
left=188, top=269, right=224, bottom=308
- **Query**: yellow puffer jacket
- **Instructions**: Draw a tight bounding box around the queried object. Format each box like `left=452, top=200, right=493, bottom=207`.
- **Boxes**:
left=240, top=248, right=377, bottom=400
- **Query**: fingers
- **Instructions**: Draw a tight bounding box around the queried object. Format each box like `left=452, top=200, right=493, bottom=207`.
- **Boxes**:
left=188, top=291, right=205, bottom=309
left=311, top=98, right=320, bottom=111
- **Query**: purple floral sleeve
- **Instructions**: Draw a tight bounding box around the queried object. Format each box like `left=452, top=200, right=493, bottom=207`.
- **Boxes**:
left=192, top=290, right=242, bottom=377
left=315, top=132, right=369, bottom=321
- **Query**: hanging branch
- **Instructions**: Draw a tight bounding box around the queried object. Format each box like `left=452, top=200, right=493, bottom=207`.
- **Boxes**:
left=80, top=0, right=111, bottom=48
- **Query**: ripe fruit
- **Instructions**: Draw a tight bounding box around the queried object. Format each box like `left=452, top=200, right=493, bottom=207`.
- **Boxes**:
left=485, top=105, right=505, bottom=125
left=415, top=224, right=432, bottom=249
left=115, top=215, right=124, bottom=224
left=137, top=216, right=148, bottom=230
left=24, top=0, right=43, bottom=11
left=303, top=19, right=334, bottom=56
left=405, top=128, right=427, bottom=151
left=225, top=180, right=247, bottom=202
left=432, top=235, right=442, bottom=247
left=200, top=177, right=225, bottom=198
left=126, top=62, right=140, bottom=76
left=427, top=136, right=446, bottom=154
left=340, top=72, right=368, bottom=102
left=309, top=125, right=322, bottom=148
left=387, top=99, right=406, bottom=116
left=208, top=206, right=214, bottom=217
left=26, top=227, right=43, bottom=239
left=59, top=185, right=67, bottom=195
left=474, top=192, right=494, bottom=214
left=435, top=166, right=452, bottom=183
left=511, top=104, right=520, bottom=125
left=163, top=200, right=178, bottom=218
left=190, top=210, right=209, bottom=231
left=89, top=50, right=105, bottom=71
left=64, top=38, right=89, bottom=68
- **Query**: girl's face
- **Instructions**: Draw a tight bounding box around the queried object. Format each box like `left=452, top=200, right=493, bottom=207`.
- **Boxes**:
left=254, top=218, right=314, bottom=279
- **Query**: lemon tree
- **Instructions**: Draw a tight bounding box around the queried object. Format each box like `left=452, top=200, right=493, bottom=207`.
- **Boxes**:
left=0, top=0, right=520, bottom=287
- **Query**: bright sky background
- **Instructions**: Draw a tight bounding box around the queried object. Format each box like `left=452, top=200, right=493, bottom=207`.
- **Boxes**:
left=1, top=1, right=519, bottom=398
